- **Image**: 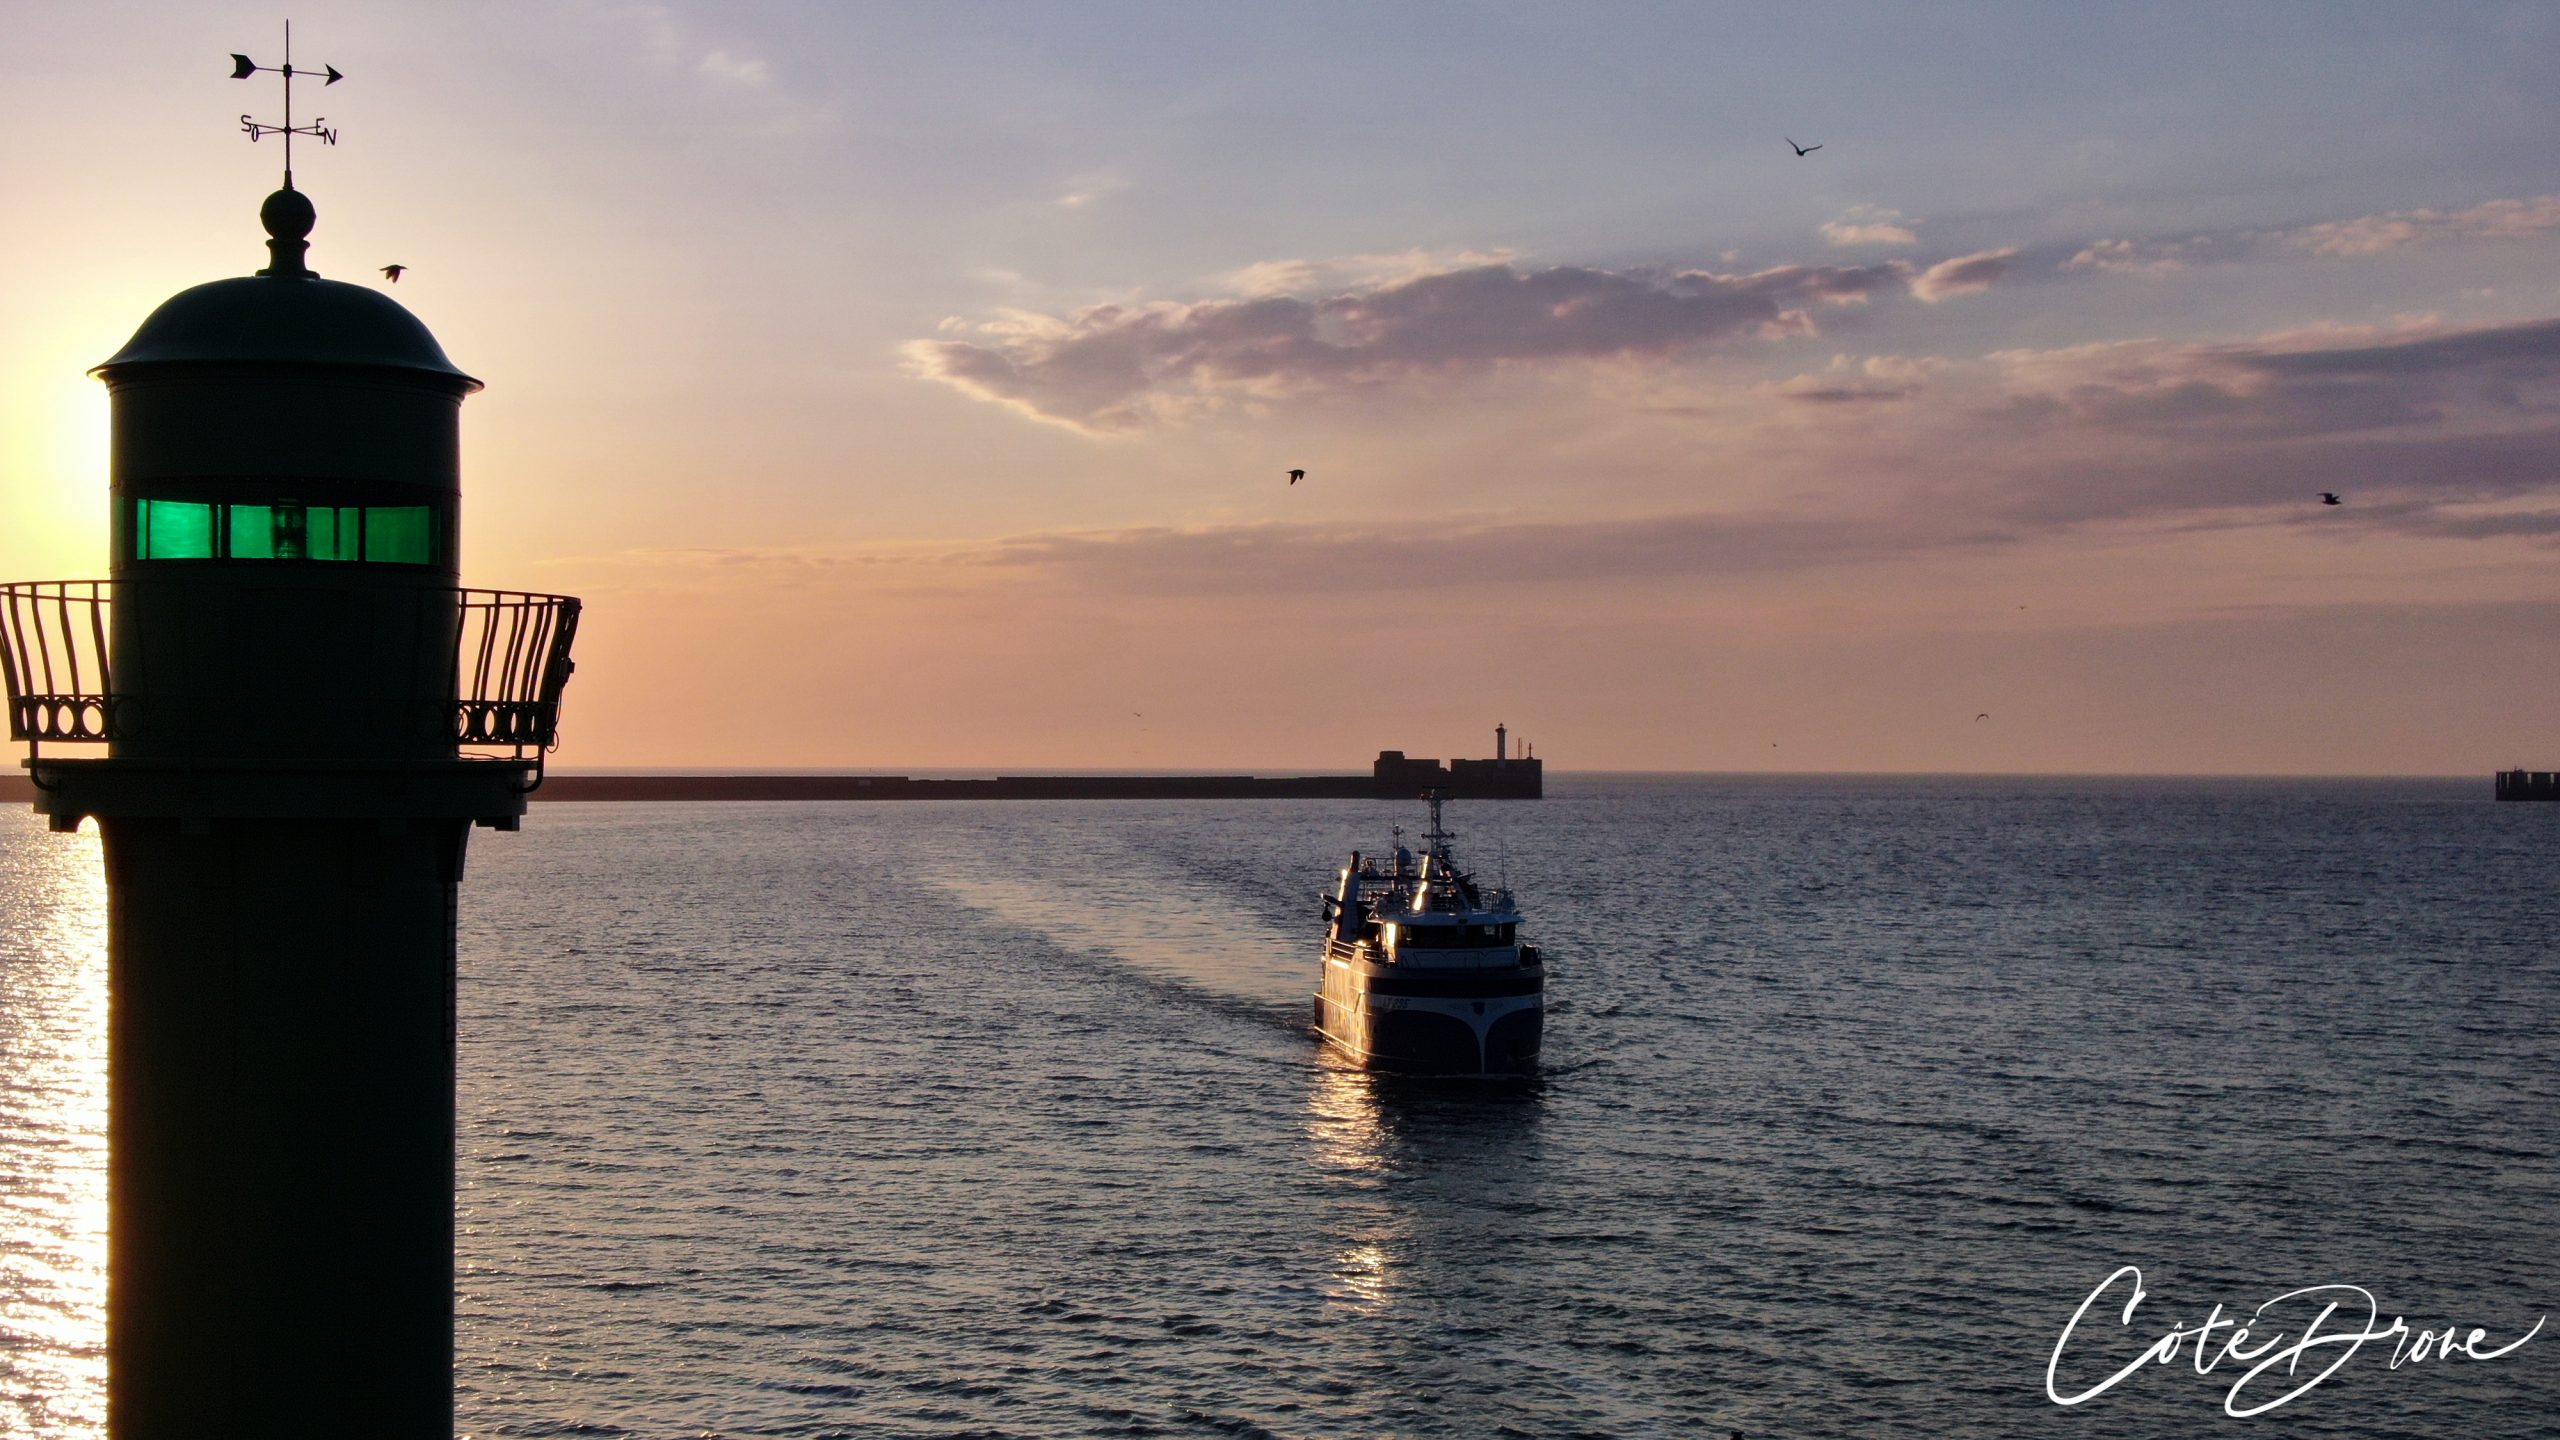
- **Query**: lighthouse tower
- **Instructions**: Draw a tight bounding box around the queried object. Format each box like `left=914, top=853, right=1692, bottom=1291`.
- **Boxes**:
left=0, top=101, right=579, bottom=1440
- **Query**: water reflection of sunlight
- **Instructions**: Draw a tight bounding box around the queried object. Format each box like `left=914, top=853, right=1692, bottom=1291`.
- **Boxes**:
left=1305, top=1060, right=1410, bottom=1311
left=1331, top=1240, right=1395, bottom=1308
left=1304, top=1059, right=1390, bottom=1178
left=1305, top=1058, right=1550, bottom=1320
left=0, top=823, right=109, bottom=1437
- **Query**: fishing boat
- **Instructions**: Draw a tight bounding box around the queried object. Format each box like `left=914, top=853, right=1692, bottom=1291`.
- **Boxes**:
left=1314, top=792, right=1544, bottom=1075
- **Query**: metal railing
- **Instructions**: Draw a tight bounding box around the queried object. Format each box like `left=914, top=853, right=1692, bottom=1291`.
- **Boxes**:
left=455, top=589, right=581, bottom=758
left=1, top=580, right=580, bottom=763
left=0, top=582, right=115, bottom=744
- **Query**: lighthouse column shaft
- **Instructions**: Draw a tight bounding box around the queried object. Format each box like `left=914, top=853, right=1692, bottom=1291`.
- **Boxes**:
left=0, top=177, right=579, bottom=1436
left=103, top=816, right=469, bottom=1439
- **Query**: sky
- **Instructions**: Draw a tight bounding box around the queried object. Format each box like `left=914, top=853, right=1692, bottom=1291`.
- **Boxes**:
left=5, top=1, right=2560, bottom=773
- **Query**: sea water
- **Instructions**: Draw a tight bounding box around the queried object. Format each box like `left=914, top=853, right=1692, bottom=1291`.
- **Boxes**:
left=4, top=777, right=2555, bottom=1436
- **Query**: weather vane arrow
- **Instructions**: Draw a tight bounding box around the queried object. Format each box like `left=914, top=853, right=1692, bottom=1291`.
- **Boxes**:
left=231, top=21, right=342, bottom=187
left=232, top=54, right=342, bottom=86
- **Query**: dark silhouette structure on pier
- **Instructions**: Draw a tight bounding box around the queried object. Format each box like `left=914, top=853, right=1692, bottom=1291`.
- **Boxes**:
left=1368, top=724, right=1540, bottom=799
left=2496, top=770, right=2560, bottom=801
left=1, top=176, right=578, bottom=1435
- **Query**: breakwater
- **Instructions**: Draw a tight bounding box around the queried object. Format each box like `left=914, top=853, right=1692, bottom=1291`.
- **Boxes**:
left=533, top=759, right=1540, bottom=802
left=534, top=773, right=1384, bottom=801
left=2, top=748, right=1545, bottom=804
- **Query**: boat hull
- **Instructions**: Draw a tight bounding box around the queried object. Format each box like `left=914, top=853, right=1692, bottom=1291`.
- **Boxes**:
left=1314, top=956, right=1543, bottom=1077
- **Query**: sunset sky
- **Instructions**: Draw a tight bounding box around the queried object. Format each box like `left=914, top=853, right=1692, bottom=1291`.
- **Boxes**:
left=6, top=2, right=2560, bottom=773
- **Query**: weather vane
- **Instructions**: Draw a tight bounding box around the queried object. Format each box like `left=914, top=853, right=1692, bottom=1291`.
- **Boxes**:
left=231, top=20, right=342, bottom=189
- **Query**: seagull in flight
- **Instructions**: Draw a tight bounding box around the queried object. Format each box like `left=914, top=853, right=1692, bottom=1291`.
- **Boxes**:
left=2319, top=492, right=2342, bottom=505
left=380, top=264, right=406, bottom=283
left=1786, top=137, right=1823, bottom=156
left=1976, top=713, right=1990, bottom=721
left=1287, top=468, right=1306, bottom=485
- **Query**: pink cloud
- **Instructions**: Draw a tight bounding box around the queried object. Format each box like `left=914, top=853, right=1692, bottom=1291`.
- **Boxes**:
left=1820, top=207, right=1920, bottom=248
left=905, top=260, right=1918, bottom=432
left=2064, top=239, right=2189, bottom=277
left=904, top=193, right=2560, bottom=435
left=2287, top=197, right=2560, bottom=257
left=1909, top=249, right=2017, bottom=303
left=2068, top=195, right=2560, bottom=273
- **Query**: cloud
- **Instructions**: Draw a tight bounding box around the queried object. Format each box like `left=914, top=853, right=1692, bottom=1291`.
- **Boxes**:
left=1907, top=316, right=2560, bottom=549
left=697, top=50, right=771, bottom=86
left=2284, top=197, right=2560, bottom=257
left=572, top=511, right=2031, bottom=598
left=2381, top=506, right=2560, bottom=540
left=905, top=259, right=1920, bottom=432
left=2245, top=316, right=2560, bottom=381
left=1782, top=385, right=1911, bottom=404
left=2064, top=238, right=2189, bottom=278
left=1054, top=174, right=1130, bottom=210
left=2067, top=195, right=2560, bottom=276
left=1660, top=317, right=2560, bottom=545
left=1988, top=317, right=2560, bottom=442
left=942, top=512, right=2023, bottom=595
left=647, top=316, right=2560, bottom=628
left=1909, top=249, right=2017, bottom=303
left=905, top=191, right=2560, bottom=434
left=1821, top=207, right=1920, bottom=249
left=1773, top=353, right=1936, bottom=403
left=1213, top=248, right=1521, bottom=299
left=1822, top=221, right=1920, bottom=248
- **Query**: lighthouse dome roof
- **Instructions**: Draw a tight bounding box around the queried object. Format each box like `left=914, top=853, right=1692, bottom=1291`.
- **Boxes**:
left=92, top=187, right=479, bottom=391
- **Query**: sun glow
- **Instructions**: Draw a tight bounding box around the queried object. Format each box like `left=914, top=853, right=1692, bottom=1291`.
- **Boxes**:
left=0, top=339, right=114, bottom=583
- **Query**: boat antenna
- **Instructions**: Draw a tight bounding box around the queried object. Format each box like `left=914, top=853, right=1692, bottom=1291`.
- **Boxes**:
left=1421, top=788, right=1454, bottom=866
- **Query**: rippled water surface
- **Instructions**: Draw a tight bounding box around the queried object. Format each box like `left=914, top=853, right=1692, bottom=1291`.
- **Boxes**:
left=5, top=777, right=2557, bottom=1436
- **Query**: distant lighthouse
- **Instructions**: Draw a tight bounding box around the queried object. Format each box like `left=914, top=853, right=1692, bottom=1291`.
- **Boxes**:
left=0, top=63, right=579, bottom=1437
left=1496, top=722, right=1508, bottom=764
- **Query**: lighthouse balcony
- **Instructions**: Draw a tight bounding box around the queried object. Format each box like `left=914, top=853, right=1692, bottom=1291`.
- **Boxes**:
left=2, top=579, right=580, bottom=764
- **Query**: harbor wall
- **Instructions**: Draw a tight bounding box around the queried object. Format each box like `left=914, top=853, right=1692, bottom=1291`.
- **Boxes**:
left=4, top=752, right=1545, bottom=804
left=528, top=758, right=1541, bottom=802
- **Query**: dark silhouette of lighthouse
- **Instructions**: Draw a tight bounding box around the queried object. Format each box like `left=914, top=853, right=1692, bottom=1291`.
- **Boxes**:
left=0, top=49, right=579, bottom=1436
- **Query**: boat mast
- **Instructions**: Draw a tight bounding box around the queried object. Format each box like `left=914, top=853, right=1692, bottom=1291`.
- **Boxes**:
left=1423, top=788, right=1451, bottom=860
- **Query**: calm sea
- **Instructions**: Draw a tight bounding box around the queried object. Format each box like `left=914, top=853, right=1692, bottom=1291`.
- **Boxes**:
left=4, top=776, right=2555, bottom=1437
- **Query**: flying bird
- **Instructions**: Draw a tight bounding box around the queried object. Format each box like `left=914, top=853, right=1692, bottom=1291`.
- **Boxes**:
left=380, top=264, right=406, bottom=283
left=1786, top=137, right=1823, bottom=156
left=1976, top=713, right=1990, bottom=721
left=1287, top=468, right=1305, bottom=485
left=2319, top=492, right=2342, bottom=505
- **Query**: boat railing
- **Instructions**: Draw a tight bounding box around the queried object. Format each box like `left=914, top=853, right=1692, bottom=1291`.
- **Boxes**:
left=1383, top=946, right=1529, bottom=971
left=1330, top=935, right=1534, bottom=970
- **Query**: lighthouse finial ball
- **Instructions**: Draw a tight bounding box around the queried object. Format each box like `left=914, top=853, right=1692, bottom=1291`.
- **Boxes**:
left=257, top=186, right=317, bottom=279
